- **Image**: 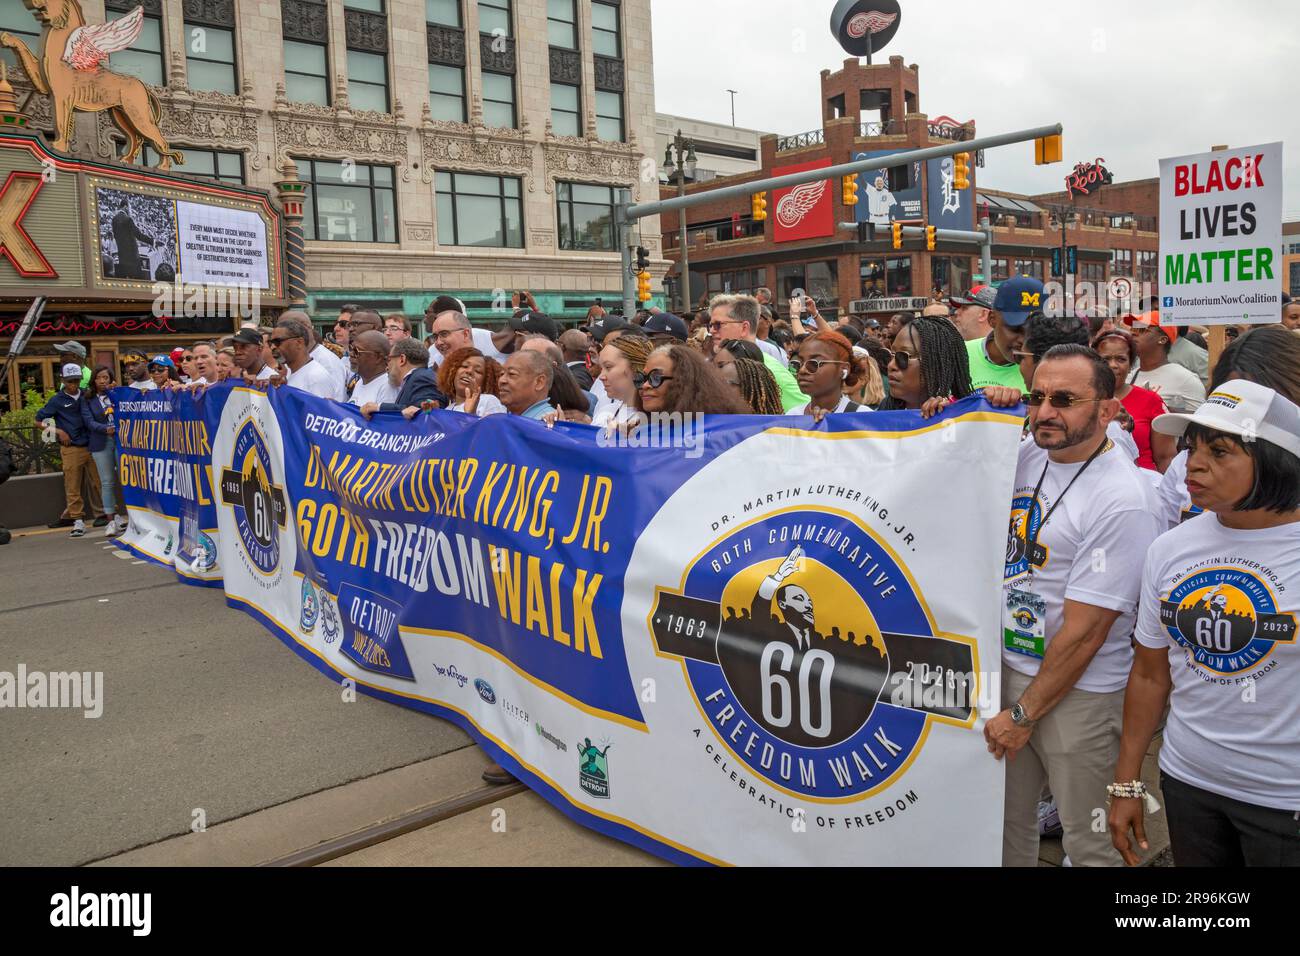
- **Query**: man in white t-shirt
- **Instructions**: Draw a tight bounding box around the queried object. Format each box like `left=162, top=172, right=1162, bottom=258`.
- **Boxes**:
left=427, top=308, right=504, bottom=368
left=121, top=349, right=157, bottom=390
left=272, top=313, right=340, bottom=400
left=1124, top=312, right=1205, bottom=413
left=865, top=174, right=895, bottom=228
left=346, top=330, right=399, bottom=407
left=309, top=320, right=352, bottom=395
left=231, top=327, right=276, bottom=382
left=989, top=343, right=1161, bottom=867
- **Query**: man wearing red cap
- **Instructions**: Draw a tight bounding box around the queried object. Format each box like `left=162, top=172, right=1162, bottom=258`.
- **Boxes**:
left=1123, top=312, right=1205, bottom=414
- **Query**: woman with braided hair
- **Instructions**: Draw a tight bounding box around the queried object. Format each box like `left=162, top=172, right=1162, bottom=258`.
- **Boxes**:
left=594, top=331, right=653, bottom=428
left=885, top=314, right=974, bottom=417
left=717, top=356, right=783, bottom=415
left=787, top=330, right=872, bottom=421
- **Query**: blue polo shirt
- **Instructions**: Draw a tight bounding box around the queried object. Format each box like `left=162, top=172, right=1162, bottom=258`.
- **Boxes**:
left=516, top=399, right=554, bottom=420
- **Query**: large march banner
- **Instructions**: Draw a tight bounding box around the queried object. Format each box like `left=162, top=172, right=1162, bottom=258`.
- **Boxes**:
left=111, top=384, right=1022, bottom=865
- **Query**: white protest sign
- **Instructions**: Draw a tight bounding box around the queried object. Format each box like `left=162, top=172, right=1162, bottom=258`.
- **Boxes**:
left=1158, top=142, right=1282, bottom=325
left=176, top=200, right=269, bottom=288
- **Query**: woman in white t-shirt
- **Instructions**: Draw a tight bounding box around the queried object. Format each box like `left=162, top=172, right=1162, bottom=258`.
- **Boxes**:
left=785, top=330, right=874, bottom=421
left=439, top=347, right=505, bottom=416
left=1109, top=380, right=1300, bottom=866
left=1156, top=325, right=1300, bottom=531
left=592, top=333, right=652, bottom=430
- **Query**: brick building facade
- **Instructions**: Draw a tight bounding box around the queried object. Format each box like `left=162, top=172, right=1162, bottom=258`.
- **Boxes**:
left=661, top=56, right=1160, bottom=319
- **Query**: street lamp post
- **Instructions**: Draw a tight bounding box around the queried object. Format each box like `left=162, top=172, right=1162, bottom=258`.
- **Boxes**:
left=664, top=129, right=698, bottom=312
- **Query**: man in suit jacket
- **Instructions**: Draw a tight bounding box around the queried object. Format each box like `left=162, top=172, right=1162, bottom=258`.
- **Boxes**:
left=360, top=337, right=447, bottom=420
left=750, top=547, right=823, bottom=651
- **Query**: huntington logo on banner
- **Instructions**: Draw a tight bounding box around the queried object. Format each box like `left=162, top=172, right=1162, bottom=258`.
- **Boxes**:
left=1158, top=142, right=1282, bottom=325
left=773, top=158, right=834, bottom=243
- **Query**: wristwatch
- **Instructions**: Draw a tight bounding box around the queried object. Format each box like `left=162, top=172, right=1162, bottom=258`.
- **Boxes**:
left=1010, top=702, right=1036, bottom=727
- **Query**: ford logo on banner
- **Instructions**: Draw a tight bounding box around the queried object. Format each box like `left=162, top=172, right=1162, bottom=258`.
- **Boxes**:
left=474, top=678, right=496, bottom=704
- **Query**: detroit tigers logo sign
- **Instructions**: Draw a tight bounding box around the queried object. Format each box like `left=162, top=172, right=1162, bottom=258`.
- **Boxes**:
left=649, top=508, right=978, bottom=801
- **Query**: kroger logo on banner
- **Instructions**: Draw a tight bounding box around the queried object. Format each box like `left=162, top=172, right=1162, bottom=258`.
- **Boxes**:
left=773, top=158, right=835, bottom=243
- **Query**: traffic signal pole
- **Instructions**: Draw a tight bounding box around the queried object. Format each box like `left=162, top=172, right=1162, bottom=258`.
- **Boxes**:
left=617, top=123, right=1062, bottom=317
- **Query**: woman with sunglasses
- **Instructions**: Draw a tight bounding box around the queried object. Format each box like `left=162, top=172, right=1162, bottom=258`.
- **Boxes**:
left=179, top=349, right=196, bottom=384
left=1109, top=380, right=1300, bottom=867
left=786, top=331, right=871, bottom=421
left=884, top=315, right=974, bottom=417
left=593, top=333, right=653, bottom=429
left=639, top=344, right=752, bottom=416
left=147, top=356, right=177, bottom=389
left=438, top=347, right=505, bottom=417
left=1092, top=328, right=1175, bottom=473
left=1155, top=325, right=1300, bottom=531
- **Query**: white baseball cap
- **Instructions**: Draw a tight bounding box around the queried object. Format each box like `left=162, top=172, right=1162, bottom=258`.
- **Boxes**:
left=1152, top=380, right=1300, bottom=460
left=61, top=362, right=82, bottom=379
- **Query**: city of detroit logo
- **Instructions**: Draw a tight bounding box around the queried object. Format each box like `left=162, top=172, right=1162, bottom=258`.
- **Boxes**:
left=1161, top=567, right=1297, bottom=675
left=649, top=510, right=978, bottom=801
left=220, top=419, right=287, bottom=576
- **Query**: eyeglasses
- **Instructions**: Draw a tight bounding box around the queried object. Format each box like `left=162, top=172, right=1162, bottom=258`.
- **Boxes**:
left=1024, top=390, right=1102, bottom=409
left=788, top=358, right=848, bottom=375
left=887, top=350, right=918, bottom=372
left=634, top=370, right=673, bottom=390
left=432, top=329, right=460, bottom=340
left=269, top=335, right=299, bottom=345
left=335, top=320, right=351, bottom=329
left=386, top=353, right=402, bottom=362
left=709, top=319, right=744, bottom=333
left=350, top=347, right=383, bottom=357
left=1011, top=350, right=1034, bottom=363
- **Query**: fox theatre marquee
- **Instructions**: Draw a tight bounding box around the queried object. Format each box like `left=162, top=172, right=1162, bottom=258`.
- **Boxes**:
left=0, top=125, right=287, bottom=413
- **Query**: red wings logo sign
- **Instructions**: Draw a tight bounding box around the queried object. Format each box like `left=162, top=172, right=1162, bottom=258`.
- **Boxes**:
left=773, top=159, right=834, bottom=243
left=847, top=11, right=897, bottom=36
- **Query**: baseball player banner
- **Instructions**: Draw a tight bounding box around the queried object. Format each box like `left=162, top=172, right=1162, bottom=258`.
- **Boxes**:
left=855, top=149, right=924, bottom=227
left=110, top=383, right=1023, bottom=865
left=110, top=386, right=221, bottom=584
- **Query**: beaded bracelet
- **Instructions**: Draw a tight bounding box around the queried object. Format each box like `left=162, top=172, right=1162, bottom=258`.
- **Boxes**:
left=1107, top=781, right=1147, bottom=799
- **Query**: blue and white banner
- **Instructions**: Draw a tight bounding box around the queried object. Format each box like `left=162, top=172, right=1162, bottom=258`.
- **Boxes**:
left=111, top=384, right=1023, bottom=865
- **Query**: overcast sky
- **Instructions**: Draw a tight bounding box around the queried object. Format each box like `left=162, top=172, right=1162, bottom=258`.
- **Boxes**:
left=651, top=0, right=1300, bottom=218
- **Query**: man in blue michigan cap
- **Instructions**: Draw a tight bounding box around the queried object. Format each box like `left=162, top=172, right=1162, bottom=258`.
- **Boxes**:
left=965, top=275, right=1049, bottom=392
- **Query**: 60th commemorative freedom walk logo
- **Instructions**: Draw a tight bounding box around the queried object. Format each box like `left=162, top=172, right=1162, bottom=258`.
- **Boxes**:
left=1160, top=567, right=1297, bottom=675
left=216, top=391, right=289, bottom=589
left=649, top=507, right=980, bottom=802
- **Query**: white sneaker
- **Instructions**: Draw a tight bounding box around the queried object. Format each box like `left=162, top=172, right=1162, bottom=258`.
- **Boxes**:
left=70, top=519, right=86, bottom=538
left=105, top=517, right=125, bottom=538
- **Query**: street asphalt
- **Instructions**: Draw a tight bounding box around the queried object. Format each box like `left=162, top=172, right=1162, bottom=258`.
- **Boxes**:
left=0, top=527, right=470, bottom=866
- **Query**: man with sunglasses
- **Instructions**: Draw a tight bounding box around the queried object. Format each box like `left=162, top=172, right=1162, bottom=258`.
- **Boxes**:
left=966, top=276, right=1038, bottom=392
left=987, top=343, right=1160, bottom=868
left=709, top=294, right=806, bottom=411
left=334, top=305, right=358, bottom=350
left=272, top=314, right=341, bottom=400
left=347, top=330, right=399, bottom=407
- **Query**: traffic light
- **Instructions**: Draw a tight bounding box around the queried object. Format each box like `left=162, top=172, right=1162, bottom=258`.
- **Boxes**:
left=635, top=245, right=649, bottom=272
left=1035, top=134, right=1063, bottom=165
left=751, top=191, right=768, bottom=221
left=953, top=152, right=970, bottom=190
left=636, top=271, right=652, bottom=303
left=841, top=174, right=859, bottom=207
left=891, top=222, right=903, bottom=249
left=925, top=225, right=936, bottom=251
